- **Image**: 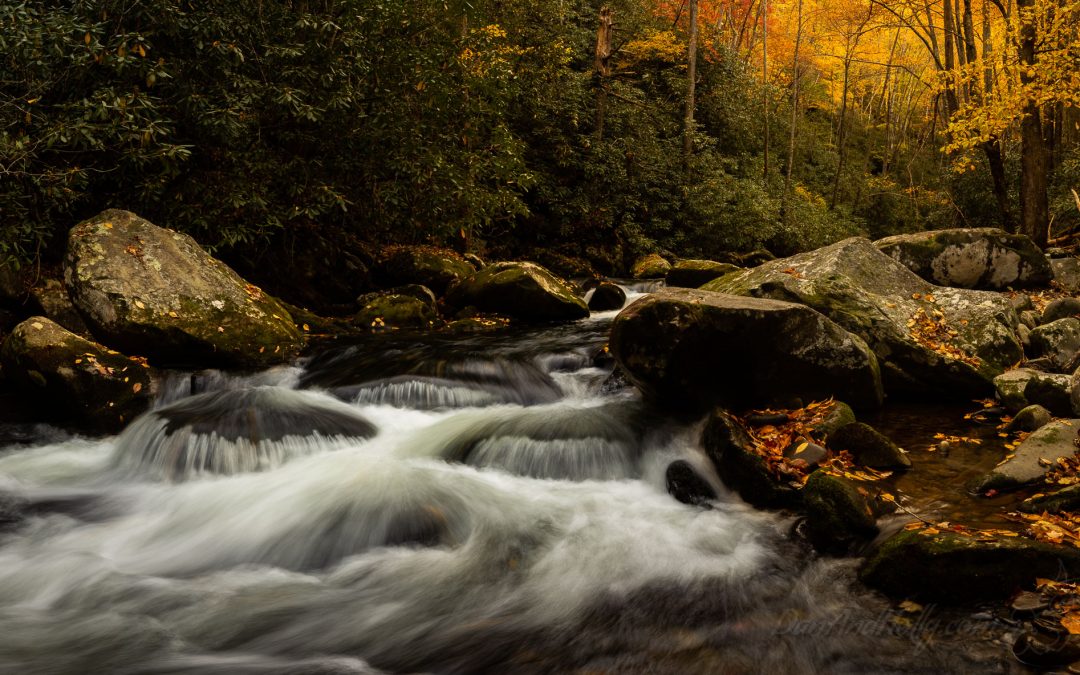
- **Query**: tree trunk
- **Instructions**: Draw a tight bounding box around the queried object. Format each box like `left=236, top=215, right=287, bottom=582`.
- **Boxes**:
left=594, top=7, right=614, bottom=140
left=684, top=0, right=698, bottom=166
left=782, top=0, right=804, bottom=223
left=762, top=0, right=770, bottom=178
left=1017, top=0, right=1050, bottom=247
left=830, top=58, right=851, bottom=208
left=942, top=0, right=959, bottom=114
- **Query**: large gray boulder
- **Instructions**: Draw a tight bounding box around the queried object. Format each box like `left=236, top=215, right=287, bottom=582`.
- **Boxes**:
left=0, top=317, right=155, bottom=431
left=64, top=210, right=302, bottom=368
left=1051, top=257, right=1080, bottom=293
left=446, top=262, right=588, bottom=323
left=610, top=288, right=883, bottom=411
left=875, top=228, right=1052, bottom=289
left=1028, top=318, right=1080, bottom=372
left=974, top=418, right=1080, bottom=493
left=704, top=237, right=1022, bottom=396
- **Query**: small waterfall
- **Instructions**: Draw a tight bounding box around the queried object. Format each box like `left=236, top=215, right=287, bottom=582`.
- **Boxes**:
left=112, top=387, right=377, bottom=480
left=333, top=376, right=506, bottom=410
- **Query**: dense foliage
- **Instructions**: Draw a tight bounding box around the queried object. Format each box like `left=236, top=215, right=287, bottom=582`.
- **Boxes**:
left=1, top=0, right=1077, bottom=272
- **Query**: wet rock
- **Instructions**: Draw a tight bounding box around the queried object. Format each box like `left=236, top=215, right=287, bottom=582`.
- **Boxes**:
left=1013, top=626, right=1080, bottom=667
left=665, top=460, right=717, bottom=507
left=875, top=228, right=1052, bottom=289
left=783, top=440, right=828, bottom=468
left=705, top=237, right=1022, bottom=398
left=995, top=368, right=1073, bottom=415
left=588, top=282, right=626, bottom=311
left=610, top=288, right=883, bottom=412
left=1010, top=590, right=1049, bottom=617
left=860, top=528, right=1080, bottom=603
left=702, top=409, right=801, bottom=509
left=630, top=253, right=671, bottom=279
left=1005, top=404, right=1053, bottom=433
left=665, top=260, right=740, bottom=288
left=974, top=419, right=1080, bottom=493
left=828, top=422, right=911, bottom=469
left=0, top=317, right=155, bottom=431
left=29, top=279, right=90, bottom=336
left=1029, top=319, right=1080, bottom=372
left=1051, top=258, right=1080, bottom=293
left=802, top=470, right=879, bottom=553
left=445, top=262, right=588, bottom=323
left=1044, top=298, right=1080, bottom=325
left=64, top=209, right=302, bottom=368
left=373, top=246, right=475, bottom=296
left=112, top=387, right=376, bottom=479
left=1020, top=484, right=1080, bottom=514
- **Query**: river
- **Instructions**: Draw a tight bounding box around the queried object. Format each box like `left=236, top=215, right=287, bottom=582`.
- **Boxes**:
left=0, top=283, right=1026, bottom=673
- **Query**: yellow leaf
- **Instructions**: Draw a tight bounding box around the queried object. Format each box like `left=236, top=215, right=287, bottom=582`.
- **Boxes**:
left=134, top=300, right=145, bottom=309
left=132, top=382, right=142, bottom=393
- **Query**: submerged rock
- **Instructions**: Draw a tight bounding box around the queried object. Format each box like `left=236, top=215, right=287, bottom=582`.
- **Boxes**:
left=587, top=282, right=626, bottom=311
left=705, top=237, right=1022, bottom=397
left=610, top=288, right=883, bottom=412
left=112, top=387, right=376, bottom=479
left=0, top=317, right=155, bottom=431
left=446, top=262, right=588, bottom=323
left=630, top=253, right=671, bottom=279
left=875, top=228, right=1051, bottom=289
left=64, top=210, right=302, bottom=368
left=373, top=246, right=475, bottom=296
left=828, top=422, right=910, bottom=469
left=702, top=409, right=801, bottom=509
left=801, top=470, right=879, bottom=553
left=974, top=418, right=1080, bottom=493
left=665, top=260, right=740, bottom=288
left=860, top=528, right=1080, bottom=603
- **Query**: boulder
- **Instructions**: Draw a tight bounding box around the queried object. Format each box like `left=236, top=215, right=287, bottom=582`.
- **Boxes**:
left=809, top=401, right=857, bottom=438
left=357, top=284, right=437, bottom=309
left=665, top=460, right=717, bottom=507
left=702, top=410, right=801, bottom=509
left=1028, top=318, right=1080, bottom=372
left=875, top=228, right=1052, bottom=289
left=1020, top=484, right=1080, bottom=514
left=974, top=418, right=1080, bottom=493
left=0, top=317, right=155, bottom=431
left=630, top=253, right=671, bottom=279
left=860, top=528, right=1080, bottom=603
left=445, top=262, right=588, bottom=323
left=64, top=210, right=302, bottom=368
left=665, top=260, right=741, bottom=288
left=373, top=246, right=475, bottom=296
left=828, top=422, right=911, bottom=469
left=610, top=288, right=883, bottom=412
left=1020, top=310, right=1041, bottom=329
left=995, top=368, right=1074, bottom=416
left=1043, top=297, right=1080, bottom=324
left=802, top=470, right=879, bottom=553
left=705, top=237, right=1023, bottom=397
left=29, top=279, right=90, bottom=336
left=1005, top=404, right=1053, bottom=433
left=354, top=293, right=438, bottom=330
left=587, top=282, right=627, bottom=311
left=530, top=250, right=597, bottom=280
left=1051, top=258, right=1080, bottom=293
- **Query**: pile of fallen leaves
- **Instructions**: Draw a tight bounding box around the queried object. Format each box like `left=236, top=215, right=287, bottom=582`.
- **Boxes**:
left=1019, top=288, right=1071, bottom=315
left=1045, top=452, right=1080, bottom=486
left=903, top=519, right=1021, bottom=540
left=1007, top=511, right=1080, bottom=549
left=906, top=294, right=981, bottom=367
left=1034, top=578, right=1080, bottom=635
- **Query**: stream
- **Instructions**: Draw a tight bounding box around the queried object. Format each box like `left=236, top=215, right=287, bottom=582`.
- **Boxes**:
left=0, top=283, right=1031, bottom=673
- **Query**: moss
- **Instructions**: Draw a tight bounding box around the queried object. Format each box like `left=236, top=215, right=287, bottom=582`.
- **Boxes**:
left=802, top=470, right=878, bottom=553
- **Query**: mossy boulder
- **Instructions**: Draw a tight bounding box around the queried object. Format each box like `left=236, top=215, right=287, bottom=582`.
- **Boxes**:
left=630, top=253, right=671, bottom=279
left=995, top=368, right=1074, bottom=416
left=1020, top=484, right=1080, bottom=514
left=702, top=409, right=801, bottom=509
left=354, top=291, right=438, bottom=330
left=1028, top=318, right=1080, bottom=372
left=705, top=237, right=1022, bottom=397
left=828, top=422, right=911, bottom=469
left=665, top=260, right=741, bottom=288
left=860, top=528, right=1080, bottom=603
left=0, top=317, right=155, bottom=431
left=1005, top=404, right=1053, bottom=433
left=875, top=228, right=1052, bottom=289
left=1051, top=258, right=1080, bottom=293
left=64, top=210, right=302, bottom=369
left=974, top=419, right=1080, bottom=493
left=802, top=470, right=880, bottom=553
left=373, top=246, right=475, bottom=296
left=587, top=282, right=626, bottom=311
left=445, top=262, right=588, bottom=323
left=610, top=288, right=883, bottom=412
left=809, top=401, right=857, bottom=438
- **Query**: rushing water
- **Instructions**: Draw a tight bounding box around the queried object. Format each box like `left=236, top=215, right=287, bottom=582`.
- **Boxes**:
left=0, top=283, right=1026, bottom=674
